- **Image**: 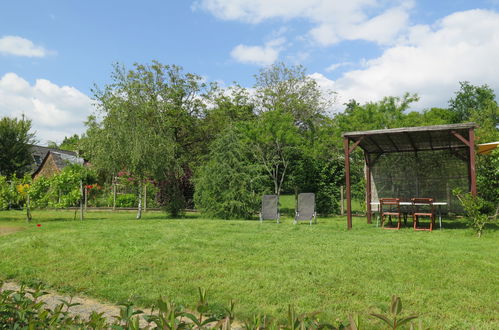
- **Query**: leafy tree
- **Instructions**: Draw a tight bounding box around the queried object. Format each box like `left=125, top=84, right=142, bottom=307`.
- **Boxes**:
left=254, top=62, right=333, bottom=130
left=244, top=110, right=302, bottom=196
left=201, top=84, right=256, bottom=141
left=448, top=81, right=497, bottom=123
left=335, top=94, right=420, bottom=137
left=0, top=116, right=36, bottom=178
left=249, top=63, right=334, bottom=196
left=59, top=134, right=81, bottom=152
left=194, top=127, right=264, bottom=219
left=85, top=61, right=206, bottom=217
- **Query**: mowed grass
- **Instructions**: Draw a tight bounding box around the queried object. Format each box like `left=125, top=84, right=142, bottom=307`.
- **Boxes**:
left=0, top=209, right=498, bottom=329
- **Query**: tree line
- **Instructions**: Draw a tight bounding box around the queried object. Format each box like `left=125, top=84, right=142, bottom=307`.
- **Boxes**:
left=1, top=61, right=497, bottom=219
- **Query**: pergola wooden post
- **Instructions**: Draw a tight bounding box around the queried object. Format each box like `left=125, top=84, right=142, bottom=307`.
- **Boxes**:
left=343, top=123, right=477, bottom=229
left=365, top=152, right=372, bottom=224
left=469, top=128, right=477, bottom=196
left=344, top=136, right=363, bottom=229
left=344, top=137, right=352, bottom=229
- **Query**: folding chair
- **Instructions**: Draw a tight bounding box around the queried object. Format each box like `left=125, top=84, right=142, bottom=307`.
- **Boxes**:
left=380, top=198, right=402, bottom=230
left=411, top=198, right=435, bottom=231
left=294, top=193, right=317, bottom=225
left=260, top=195, right=280, bottom=223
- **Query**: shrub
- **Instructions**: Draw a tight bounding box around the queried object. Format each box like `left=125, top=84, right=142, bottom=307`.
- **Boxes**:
left=454, top=189, right=496, bottom=237
left=114, top=193, right=138, bottom=208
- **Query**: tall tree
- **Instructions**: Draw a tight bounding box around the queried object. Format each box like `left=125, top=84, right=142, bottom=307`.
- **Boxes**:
left=194, top=126, right=264, bottom=219
left=85, top=61, right=206, bottom=217
left=448, top=81, right=497, bottom=124
left=254, top=62, right=334, bottom=130
left=250, top=63, right=334, bottom=196
left=0, top=116, right=36, bottom=178
left=244, top=110, right=302, bottom=196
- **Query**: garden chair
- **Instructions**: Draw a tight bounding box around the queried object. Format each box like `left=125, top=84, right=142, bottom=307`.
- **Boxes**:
left=380, top=198, right=402, bottom=230
left=411, top=198, right=435, bottom=231
left=260, top=195, right=280, bottom=223
left=294, top=193, right=316, bottom=225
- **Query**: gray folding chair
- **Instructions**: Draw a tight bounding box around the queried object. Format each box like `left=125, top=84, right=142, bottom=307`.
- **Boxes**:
left=294, top=193, right=316, bottom=225
left=260, top=195, right=280, bottom=223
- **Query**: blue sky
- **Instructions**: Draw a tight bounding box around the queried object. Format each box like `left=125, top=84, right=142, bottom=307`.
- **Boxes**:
left=1, top=0, right=499, bottom=144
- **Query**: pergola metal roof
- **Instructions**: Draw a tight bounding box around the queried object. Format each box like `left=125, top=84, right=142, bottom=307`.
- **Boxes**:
left=342, top=123, right=476, bottom=154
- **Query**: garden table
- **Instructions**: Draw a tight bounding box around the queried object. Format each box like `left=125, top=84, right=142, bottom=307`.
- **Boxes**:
left=370, top=201, right=447, bottom=229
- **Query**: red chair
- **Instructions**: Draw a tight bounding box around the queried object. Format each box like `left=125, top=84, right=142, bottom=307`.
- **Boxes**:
left=380, top=198, right=402, bottom=230
left=411, top=198, right=435, bottom=231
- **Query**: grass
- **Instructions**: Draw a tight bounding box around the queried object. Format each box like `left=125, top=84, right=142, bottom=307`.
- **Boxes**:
left=279, top=194, right=364, bottom=216
left=0, top=209, right=498, bottom=329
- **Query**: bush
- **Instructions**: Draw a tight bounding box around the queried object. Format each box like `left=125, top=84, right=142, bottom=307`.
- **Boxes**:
left=454, top=189, right=495, bottom=237
left=112, top=193, right=138, bottom=208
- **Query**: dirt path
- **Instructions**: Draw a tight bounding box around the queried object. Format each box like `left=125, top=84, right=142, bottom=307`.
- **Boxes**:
left=1, top=281, right=151, bottom=327
left=1, top=282, right=243, bottom=328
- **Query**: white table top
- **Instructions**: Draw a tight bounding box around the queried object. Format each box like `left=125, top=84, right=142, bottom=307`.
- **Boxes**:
left=370, top=201, right=447, bottom=206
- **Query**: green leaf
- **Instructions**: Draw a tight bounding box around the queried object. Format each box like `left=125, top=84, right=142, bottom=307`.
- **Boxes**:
left=370, top=313, right=393, bottom=328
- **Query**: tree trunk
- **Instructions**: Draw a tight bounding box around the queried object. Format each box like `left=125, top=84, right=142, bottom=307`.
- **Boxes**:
left=26, top=193, right=32, bottom=222
left=80, top=180, right=84, bottom=220
left=143, top=184, right=147, bottom=212
left=136, top=182, right=142, bottom=219
left=112, top=181, right=116, bottom=211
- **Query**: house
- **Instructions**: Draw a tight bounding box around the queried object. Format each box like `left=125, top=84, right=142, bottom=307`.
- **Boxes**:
left=30, top=145, right=85, bottom=179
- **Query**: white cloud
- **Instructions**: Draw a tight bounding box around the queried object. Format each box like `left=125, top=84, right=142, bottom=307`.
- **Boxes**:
left=326, top=61, right=354, bottom=72
left=230, top=38, right=285, bottom=65
left=0, top=36, right=51, bottom=57
left=314, top=9, right=499, bottom=111
left=194, top=0, right=413, bottom=45
left=0, top=73, right=93, bottom=144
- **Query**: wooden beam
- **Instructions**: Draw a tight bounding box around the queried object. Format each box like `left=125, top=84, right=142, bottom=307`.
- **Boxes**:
left=451, top=130, right=470, bottom=147
left=469, top=128, right=477, bottom=196
left=344, top=137, right=352, bottom=230
left=349, top=136, right=364, bottom=155
left=365, top=152, right=372, bottom=224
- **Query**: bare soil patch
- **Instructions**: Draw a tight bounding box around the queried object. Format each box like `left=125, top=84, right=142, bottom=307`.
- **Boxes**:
left=0, top=226, right=24, bottom=236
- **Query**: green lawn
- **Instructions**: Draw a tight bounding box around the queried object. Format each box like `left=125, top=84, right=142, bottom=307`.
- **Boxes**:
left=0, top=209, right=498, bottom=329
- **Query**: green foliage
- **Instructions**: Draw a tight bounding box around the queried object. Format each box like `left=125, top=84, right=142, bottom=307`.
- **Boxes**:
left=86, top=61, right=208, bottom=217
left=195, top=127, right=264, bottom=219
left=454, top=189, right=495, bottom=237
left=0, top=116, right=36, bottom=178
left=370, top=295, right=418, bottom=329
left=254, top=62, right=333, bottom=129
left=476, top=149, right=499, bottom=208
left=244, top=110, right=302, bottom=196
left=0, top=175, right=18, bottom=210
left=1, top=281, right=426, bottom=329
left=113, top=193, right=138, bottom=208
left=448, top=81, right=497, bottom=123
left=286, top=157, right=343, bottom=215
left=1, top=210, right=497, bottom=328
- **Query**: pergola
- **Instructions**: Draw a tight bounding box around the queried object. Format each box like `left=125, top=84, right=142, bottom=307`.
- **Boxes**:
left=342, top=123, right=477, bottom=229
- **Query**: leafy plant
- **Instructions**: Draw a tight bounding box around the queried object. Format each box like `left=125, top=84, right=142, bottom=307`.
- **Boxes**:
left=454, top=189, right=495, bottom=237
left=370, top=295, right=418, bottom=329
